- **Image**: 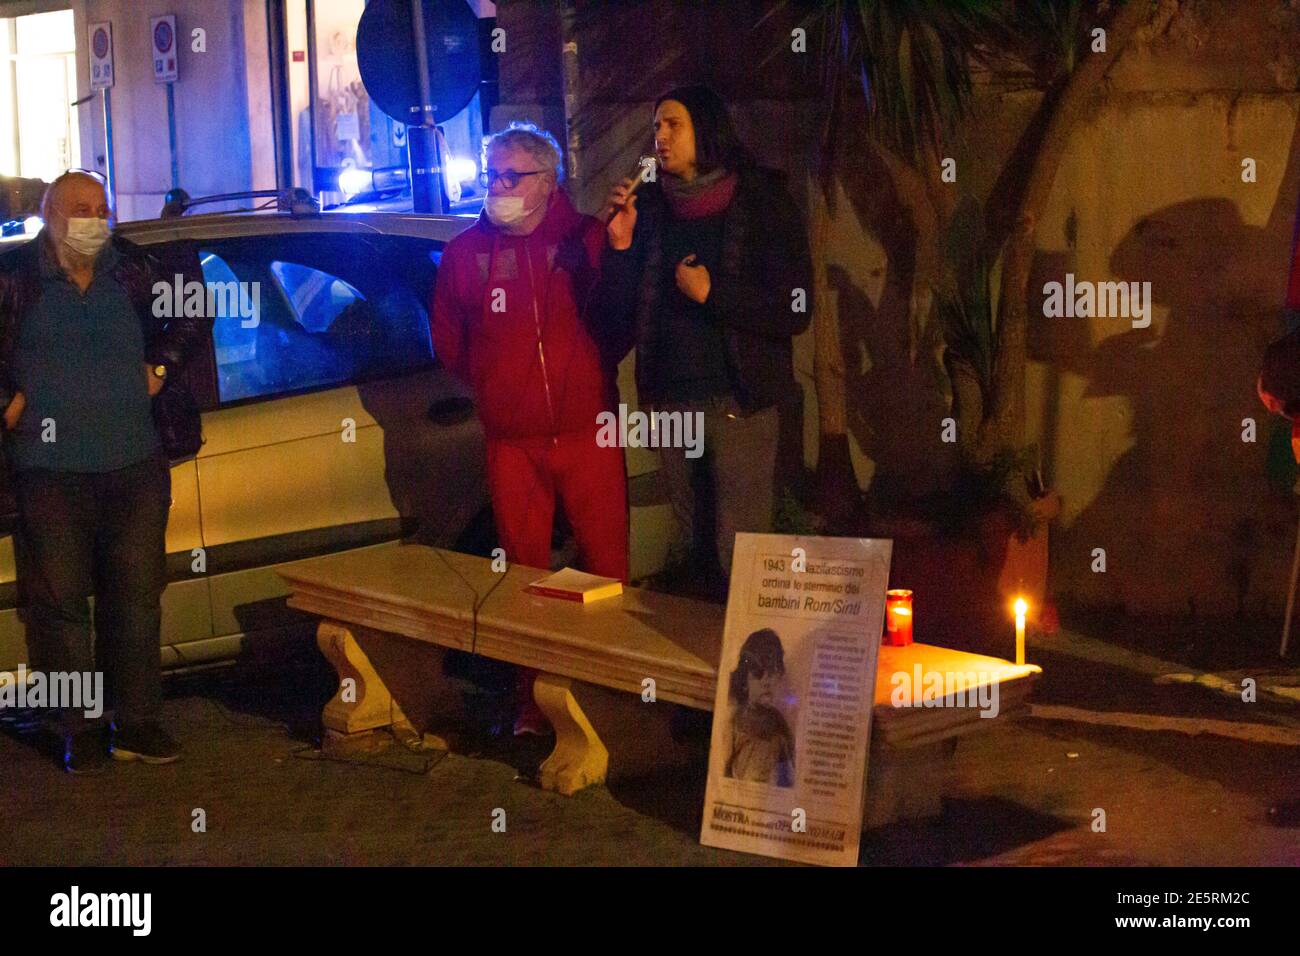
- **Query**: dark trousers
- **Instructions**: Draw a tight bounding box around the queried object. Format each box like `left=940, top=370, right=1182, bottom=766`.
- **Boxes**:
left=14, top=452, right=170, bottom=734
left=655, top=395, right=779, bottom=576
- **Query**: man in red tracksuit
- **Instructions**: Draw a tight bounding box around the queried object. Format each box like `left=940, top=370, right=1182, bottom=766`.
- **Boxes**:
left=431, top=123, right=631, bottom=734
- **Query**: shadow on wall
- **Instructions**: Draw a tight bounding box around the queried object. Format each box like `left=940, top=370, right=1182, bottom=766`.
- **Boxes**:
left=823, top=140, right=958, bottom=513
left=1035, top=190, right=1298, bottom=617
left=828, top=262, right=954, bottom=508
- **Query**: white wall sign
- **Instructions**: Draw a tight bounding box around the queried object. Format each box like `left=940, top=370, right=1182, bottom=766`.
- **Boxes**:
left=89, top=22, right=114, bottom=90
left=151, top=15, right=178, bottom=83
left=700, top=532, right=891, bottom=867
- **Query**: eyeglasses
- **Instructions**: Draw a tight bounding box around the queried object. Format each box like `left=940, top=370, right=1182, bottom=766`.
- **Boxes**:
left=479, top=168, right=547, bottom=190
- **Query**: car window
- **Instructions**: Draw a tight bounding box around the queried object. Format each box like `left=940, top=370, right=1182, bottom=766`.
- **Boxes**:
left=197, top=234, right=438, bottom=404
left=200, top=251, right=258, bottom=370
left=270, top=260, right=363, bottom=333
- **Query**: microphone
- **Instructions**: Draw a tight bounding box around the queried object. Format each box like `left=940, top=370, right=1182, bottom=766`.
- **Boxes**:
left=606, top=155, right=656, bottom=223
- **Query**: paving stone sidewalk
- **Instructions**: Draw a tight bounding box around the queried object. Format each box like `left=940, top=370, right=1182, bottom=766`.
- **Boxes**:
left=1, top=628, right=1296, bottom=866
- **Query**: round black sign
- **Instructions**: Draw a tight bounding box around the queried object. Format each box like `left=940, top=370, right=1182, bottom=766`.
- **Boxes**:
left=356, top=0, right=481, bottom=124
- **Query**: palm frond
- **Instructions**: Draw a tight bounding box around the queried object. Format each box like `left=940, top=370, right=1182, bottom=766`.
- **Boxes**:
left=938, top=195, right=997, bottom=392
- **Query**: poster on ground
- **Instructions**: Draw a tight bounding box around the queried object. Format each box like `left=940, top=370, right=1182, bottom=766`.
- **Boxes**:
left=699, top=533, right=891, bottom=867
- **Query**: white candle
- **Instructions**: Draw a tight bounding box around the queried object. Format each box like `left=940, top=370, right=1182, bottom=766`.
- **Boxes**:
left=1014, top=598, right=1028, bottom=666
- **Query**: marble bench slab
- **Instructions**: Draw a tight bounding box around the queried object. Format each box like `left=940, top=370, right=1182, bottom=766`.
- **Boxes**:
left=279, top=541, right=1039, bottom=825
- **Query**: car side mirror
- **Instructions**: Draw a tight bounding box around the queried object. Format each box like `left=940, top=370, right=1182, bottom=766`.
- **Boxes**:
left=427, top=396, right=474, bottom=426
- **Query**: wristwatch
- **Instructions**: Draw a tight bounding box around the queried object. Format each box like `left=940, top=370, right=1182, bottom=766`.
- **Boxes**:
left=152, top=363, right=168, bottom=381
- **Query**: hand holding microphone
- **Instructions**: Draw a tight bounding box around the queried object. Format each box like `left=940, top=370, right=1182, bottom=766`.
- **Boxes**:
left=604, top=156, right=655, bottom=250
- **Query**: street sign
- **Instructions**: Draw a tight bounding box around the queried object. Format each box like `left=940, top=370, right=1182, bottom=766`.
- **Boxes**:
left=89, top=22, right=114, bottom=90
left=151, top=15, right=178, bottom=83
left=356, top=0, right=481, bottom=124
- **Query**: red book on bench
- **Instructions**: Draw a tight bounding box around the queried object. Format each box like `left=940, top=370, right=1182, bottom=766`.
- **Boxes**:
left=525, top=568, right=623, bottom=604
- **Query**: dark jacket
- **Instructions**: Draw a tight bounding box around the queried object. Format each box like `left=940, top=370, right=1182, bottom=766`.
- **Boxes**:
left=592, top=164, right=813, bottom=413
left=0, top=233, right=210, bottom=488
left=0, top=233, right=210, bottom=418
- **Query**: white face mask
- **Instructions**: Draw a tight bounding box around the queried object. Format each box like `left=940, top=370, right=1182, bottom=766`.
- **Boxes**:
left=62, top=216, right=111, bottom=257
left=484, top=194, right=542, bottom=227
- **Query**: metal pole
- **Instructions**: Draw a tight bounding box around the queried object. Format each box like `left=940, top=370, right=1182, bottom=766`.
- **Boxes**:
left=408, top=0, right=443, bottom=214
left=6, top=20, right=19, bottom=173
left=305, top=0, right=321, bottom=193
left=165, top=83, right=178, bottom=190
left=1282, top=483, right=1300, bottom=658
left=101, top=87, right=115, bottom=207
left=558, top=1, right=582, bottom=193
left=265, top=0, right=294, bottom=190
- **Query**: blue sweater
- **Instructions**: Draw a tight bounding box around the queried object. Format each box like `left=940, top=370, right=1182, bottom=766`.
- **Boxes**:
left=9, top=243, right=160, bottom=472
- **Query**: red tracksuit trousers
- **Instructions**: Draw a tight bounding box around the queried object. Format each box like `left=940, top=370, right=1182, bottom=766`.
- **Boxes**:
left=485, top=432, right=629, bottom=583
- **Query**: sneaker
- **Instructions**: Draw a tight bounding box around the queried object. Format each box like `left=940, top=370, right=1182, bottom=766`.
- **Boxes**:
left=512, top=699, right=552, bottom=737
left=111, top=722, right=180, bottom=764
left=64, top=728, right=110, bottom=776
left=512, top=668, right=553, bottom=737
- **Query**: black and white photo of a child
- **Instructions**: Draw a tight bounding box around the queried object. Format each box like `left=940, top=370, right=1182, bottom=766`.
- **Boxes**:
left=724, top=628, right=796, bottom=788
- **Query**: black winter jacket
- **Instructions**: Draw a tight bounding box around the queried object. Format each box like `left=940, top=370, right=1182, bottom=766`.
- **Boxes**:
left=0, top=234, right=210, bottom=417
left=592, top=164, right=813, bottom=413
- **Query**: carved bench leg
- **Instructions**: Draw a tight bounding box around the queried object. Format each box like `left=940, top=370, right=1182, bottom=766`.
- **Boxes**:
left=533, top=673, right=609, bottom=795
left=316, top=620, right=416, bottom=752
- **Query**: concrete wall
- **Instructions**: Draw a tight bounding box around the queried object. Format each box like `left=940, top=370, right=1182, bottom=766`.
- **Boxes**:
left=966, top=86, right=1299, bottom=618
left=494, top=0, right=1300, bottom=618
left=0, top=0, right=275, bottom=221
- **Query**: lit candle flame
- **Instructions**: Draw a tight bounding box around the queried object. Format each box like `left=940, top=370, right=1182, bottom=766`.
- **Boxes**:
left=1014, top=597, right=1028, bottom=665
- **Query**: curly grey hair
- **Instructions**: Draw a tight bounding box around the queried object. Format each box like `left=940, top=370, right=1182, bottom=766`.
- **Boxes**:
left=482, top=122, right=564, bottom=183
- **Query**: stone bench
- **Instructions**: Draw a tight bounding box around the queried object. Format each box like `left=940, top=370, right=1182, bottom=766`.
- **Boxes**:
left=278, top=542, right=1039, bottom=828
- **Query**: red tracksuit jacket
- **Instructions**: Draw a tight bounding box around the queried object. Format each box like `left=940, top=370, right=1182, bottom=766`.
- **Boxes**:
left=430, top=190, right=627, bottom=441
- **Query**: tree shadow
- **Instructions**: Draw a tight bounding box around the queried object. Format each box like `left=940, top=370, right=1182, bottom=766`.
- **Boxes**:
left=817, top=122, right=959, bottom=514
left=829, top=262, right=955, bottom=510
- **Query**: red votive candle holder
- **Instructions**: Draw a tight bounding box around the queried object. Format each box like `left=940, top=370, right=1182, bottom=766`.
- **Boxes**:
left=885, top=589, right=914, bottom=646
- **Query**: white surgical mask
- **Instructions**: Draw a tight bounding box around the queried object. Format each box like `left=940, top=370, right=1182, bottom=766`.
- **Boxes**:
left=62, top=216, right=111, bottom=257
left=484, top=194, right=541, bottom=227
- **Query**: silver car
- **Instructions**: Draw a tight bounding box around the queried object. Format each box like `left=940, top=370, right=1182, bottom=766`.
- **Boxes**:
left=0, top=207, right=490, bottom=671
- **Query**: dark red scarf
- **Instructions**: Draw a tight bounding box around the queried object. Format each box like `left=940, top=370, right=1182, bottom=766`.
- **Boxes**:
left=661, top=170, right=738, bottom=220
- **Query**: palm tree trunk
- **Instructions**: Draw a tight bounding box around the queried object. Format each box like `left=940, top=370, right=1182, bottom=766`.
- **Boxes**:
left=809, top=176, right=862, bottom=524
left=975, top=0, right=1153, bottom=464
left=811, top=183, right=844, bottom=439
left=868, top=138, right=948, bottom=363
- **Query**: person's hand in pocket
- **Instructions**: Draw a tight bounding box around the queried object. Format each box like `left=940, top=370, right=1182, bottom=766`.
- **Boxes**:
left=144, top=363, right=165, bottom=397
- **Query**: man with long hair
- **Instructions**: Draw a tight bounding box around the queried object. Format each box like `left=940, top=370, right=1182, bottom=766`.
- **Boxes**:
left=596, top=84, right=812, bottom=587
